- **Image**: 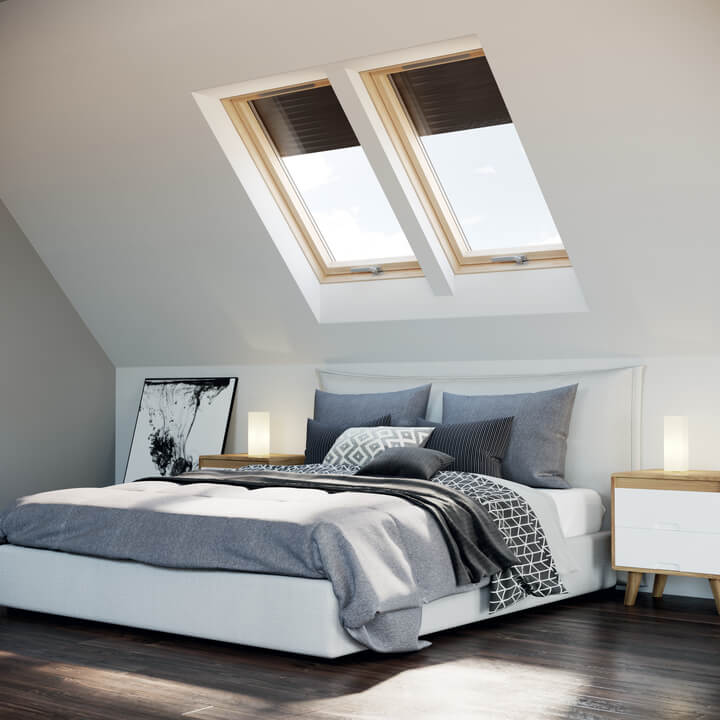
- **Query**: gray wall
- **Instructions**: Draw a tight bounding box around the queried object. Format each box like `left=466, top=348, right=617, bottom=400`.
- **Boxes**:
left=0, top=199, right=114, bottom=508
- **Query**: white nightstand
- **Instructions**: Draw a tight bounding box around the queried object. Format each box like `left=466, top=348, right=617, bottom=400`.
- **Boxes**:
left=612, top=470, right=720, bottom=613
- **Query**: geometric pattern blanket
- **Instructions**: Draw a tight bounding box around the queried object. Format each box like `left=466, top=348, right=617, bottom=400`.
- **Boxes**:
left=433, top=470, right=566, bottom=611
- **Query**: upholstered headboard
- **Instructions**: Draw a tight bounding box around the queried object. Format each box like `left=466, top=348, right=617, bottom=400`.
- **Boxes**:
left=317, top=366, right=644, bottom=517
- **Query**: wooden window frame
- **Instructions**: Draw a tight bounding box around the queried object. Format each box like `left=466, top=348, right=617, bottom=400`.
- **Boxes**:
left=361, top=50, right=571, bottom=274
left=221, top=80, right=423, bottom=284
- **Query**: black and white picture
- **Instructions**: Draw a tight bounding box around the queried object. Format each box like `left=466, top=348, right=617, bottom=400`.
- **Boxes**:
left=124, top=377, right=237, bottom=483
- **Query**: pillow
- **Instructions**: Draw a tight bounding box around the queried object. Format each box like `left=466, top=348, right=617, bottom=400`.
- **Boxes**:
left=304, top=415, right=390, bottom=464
left=421, top=417, right=514, bottom=478
left=355, top=447, right=454, bottom=481
left=442, top=384, right=578, bottom=489
left=323, top=426, right=434, bottom=466
left=313, top=384, right=431, bottom=426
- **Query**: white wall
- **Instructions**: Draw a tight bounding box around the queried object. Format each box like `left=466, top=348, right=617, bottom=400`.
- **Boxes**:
left=117, top=354, right=720, bottom=601
left=0, top=199, right=115, bottom=508
left=3, top=1, right=720, bottom=366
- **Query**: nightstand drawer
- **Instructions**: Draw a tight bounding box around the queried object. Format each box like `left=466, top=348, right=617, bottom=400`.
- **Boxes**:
left=615, top=527, right=720, bottom=575
left=614, top=488, right=720, bottom=533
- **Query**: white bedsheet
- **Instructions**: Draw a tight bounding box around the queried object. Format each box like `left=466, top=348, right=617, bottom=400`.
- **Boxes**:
left=538, top=488, right=605, bottom=538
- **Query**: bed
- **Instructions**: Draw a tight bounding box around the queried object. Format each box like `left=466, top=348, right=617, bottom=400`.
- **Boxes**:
left=0, top=366, right=643, bottom=657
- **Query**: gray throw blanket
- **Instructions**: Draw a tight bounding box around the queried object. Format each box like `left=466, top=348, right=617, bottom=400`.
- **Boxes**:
left=171, top=469, right=518, bottom=584
left=0, top=465, right=562, bottom=652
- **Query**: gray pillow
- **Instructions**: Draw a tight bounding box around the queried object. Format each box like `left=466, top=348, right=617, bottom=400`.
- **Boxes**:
left=356, top=447, right=454, bottom=481
left=313, top=384, right=431, bottom=426
left=323, top=426, right=434, bottom=466
left=442, top=385, right=578, bottom=489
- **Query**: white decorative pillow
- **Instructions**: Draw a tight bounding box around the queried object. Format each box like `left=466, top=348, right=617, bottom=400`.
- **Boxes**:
left=323, top=426, right=434, bottom=466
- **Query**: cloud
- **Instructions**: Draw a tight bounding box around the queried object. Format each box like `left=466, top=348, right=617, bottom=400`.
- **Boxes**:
left=283, top=153, right=337, bottom=192
left=313, top=208, right=412, bottom=263
left=473, top=165, right=497, bottom=176
left=461, top=214, right=486, bottom=227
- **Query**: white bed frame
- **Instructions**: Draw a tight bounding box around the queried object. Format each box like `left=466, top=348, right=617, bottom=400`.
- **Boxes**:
left=0, top=366, right=643, bottom=658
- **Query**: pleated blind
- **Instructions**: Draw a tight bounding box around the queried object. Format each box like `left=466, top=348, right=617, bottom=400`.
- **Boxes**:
left=251, top=84, right=359, bottom=157
left=390, top=56, right=512, bottom=137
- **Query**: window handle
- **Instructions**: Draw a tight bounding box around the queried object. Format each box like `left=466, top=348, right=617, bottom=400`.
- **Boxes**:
left=350, top=266, right=383, bottom=275
left=491, top=255, right=528, bottom=265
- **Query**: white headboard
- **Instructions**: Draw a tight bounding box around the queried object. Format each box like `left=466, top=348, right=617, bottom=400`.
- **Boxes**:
left=318, top=366, right=644, bottom=517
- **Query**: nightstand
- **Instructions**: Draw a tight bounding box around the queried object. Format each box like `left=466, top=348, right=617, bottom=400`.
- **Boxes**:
left=612, top=470, right=720, bottom=613
left=198, top=453, right=305, bottom=470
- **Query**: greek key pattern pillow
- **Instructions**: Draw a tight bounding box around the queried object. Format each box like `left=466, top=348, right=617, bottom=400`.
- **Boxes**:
left=323, top=427, right=434, bottom=466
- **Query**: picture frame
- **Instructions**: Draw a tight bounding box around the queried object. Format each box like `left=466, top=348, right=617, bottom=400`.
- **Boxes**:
left=123, top=377, right=238, bottom=483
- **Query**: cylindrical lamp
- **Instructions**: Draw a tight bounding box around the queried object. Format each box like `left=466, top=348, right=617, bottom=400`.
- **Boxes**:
left=664, top=416, right=688, bottom=472
left=248, top=411, right=270, bottom=457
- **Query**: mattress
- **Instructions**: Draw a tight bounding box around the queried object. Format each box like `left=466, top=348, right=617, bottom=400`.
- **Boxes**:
left=539, top=487, right=605, bottom=538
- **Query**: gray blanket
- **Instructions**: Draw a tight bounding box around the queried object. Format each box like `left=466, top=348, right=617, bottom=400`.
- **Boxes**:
left=0, top=465, right=563, bottom=652
left=170, top=469, right=518, bottom=584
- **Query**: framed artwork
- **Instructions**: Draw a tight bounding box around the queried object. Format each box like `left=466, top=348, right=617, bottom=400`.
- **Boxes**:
left=123, top=377, right=238, bottom=483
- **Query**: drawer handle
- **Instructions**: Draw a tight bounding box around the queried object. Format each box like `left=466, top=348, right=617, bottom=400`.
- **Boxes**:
left=655, top=561, right=681, bottom=571
left=653, top=522, right=681, bottom=531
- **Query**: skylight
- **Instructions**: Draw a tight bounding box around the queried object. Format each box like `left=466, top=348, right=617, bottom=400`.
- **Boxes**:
left=216, top=44, right=570, bottom=284
left=222, top=81, right=421, bottom=282
left=417, top=125, right=563, bottom=253
left=363, top=50, right=569, bottom=272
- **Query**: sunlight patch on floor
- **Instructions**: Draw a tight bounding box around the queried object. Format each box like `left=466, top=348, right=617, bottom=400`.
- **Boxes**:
left=290, top=656, right=586, bottom=720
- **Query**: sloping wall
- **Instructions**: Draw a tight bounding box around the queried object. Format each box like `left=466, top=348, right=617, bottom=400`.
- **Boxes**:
left=0, top=199, right=115, bottom=507
left=1, top=0, right=720, bottom=365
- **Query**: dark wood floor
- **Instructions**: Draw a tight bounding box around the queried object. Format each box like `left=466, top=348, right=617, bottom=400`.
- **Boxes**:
left=0, top=590, right=719, bottom=719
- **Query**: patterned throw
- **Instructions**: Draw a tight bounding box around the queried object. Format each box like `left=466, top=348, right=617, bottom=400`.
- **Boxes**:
left=235, top=463, right=565, bottom=613
left=434, top=470, right=565, bottom=611
left=323, top=426, right=434, bottom=466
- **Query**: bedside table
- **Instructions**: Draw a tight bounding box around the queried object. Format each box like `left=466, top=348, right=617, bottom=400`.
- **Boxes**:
left=198, top=453, right=305, bottom=470
left=612, top=470, right=720, bottom=613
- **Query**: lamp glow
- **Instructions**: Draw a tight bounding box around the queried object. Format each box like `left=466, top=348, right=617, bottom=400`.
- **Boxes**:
left=248, top=411, right=270, bottom=457
left=663, top=416, right=688, bottom=472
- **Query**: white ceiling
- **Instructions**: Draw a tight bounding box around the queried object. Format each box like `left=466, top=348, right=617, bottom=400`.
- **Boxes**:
left=1, top=0, right=719, bottom=366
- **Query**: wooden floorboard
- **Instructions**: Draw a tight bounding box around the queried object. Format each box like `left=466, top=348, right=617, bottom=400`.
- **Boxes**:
left=0, top=590, right=719, bottom=719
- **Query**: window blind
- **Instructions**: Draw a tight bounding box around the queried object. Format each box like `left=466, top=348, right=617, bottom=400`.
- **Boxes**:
left=390, top=56, right=512, bottom=137
left=251, top=84, right=359, bottom=157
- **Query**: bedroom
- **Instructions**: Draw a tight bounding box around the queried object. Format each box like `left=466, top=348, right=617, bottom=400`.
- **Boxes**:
left=1, top=0, right=720, bottom=718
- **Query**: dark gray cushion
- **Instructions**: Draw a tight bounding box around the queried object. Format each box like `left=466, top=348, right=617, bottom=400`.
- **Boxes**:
left=356, top=447, right=454, bottom=481
left=313, top=384, right=431, bottom=426
left=304, top=415, right=390, bottom=464
left=422, top=417, right=514, bottom=478
left=442, top=385, right=578, bottom=489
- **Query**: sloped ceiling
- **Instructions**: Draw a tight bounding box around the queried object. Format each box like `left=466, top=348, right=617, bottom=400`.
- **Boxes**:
left=1, top=0, right=719, bottom=366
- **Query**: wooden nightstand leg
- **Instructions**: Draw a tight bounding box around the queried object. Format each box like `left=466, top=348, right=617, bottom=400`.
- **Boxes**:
left=709, top=579, right=720, bottom=615
left=624, top=572, right=642, bottom=606
left=652, top=574, right=668, bottom=599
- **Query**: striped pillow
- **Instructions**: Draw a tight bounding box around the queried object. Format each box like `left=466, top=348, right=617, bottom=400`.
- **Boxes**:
left=304, top=415, right=391, bottom=464
left=422, top=417, right=514, bottom=478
